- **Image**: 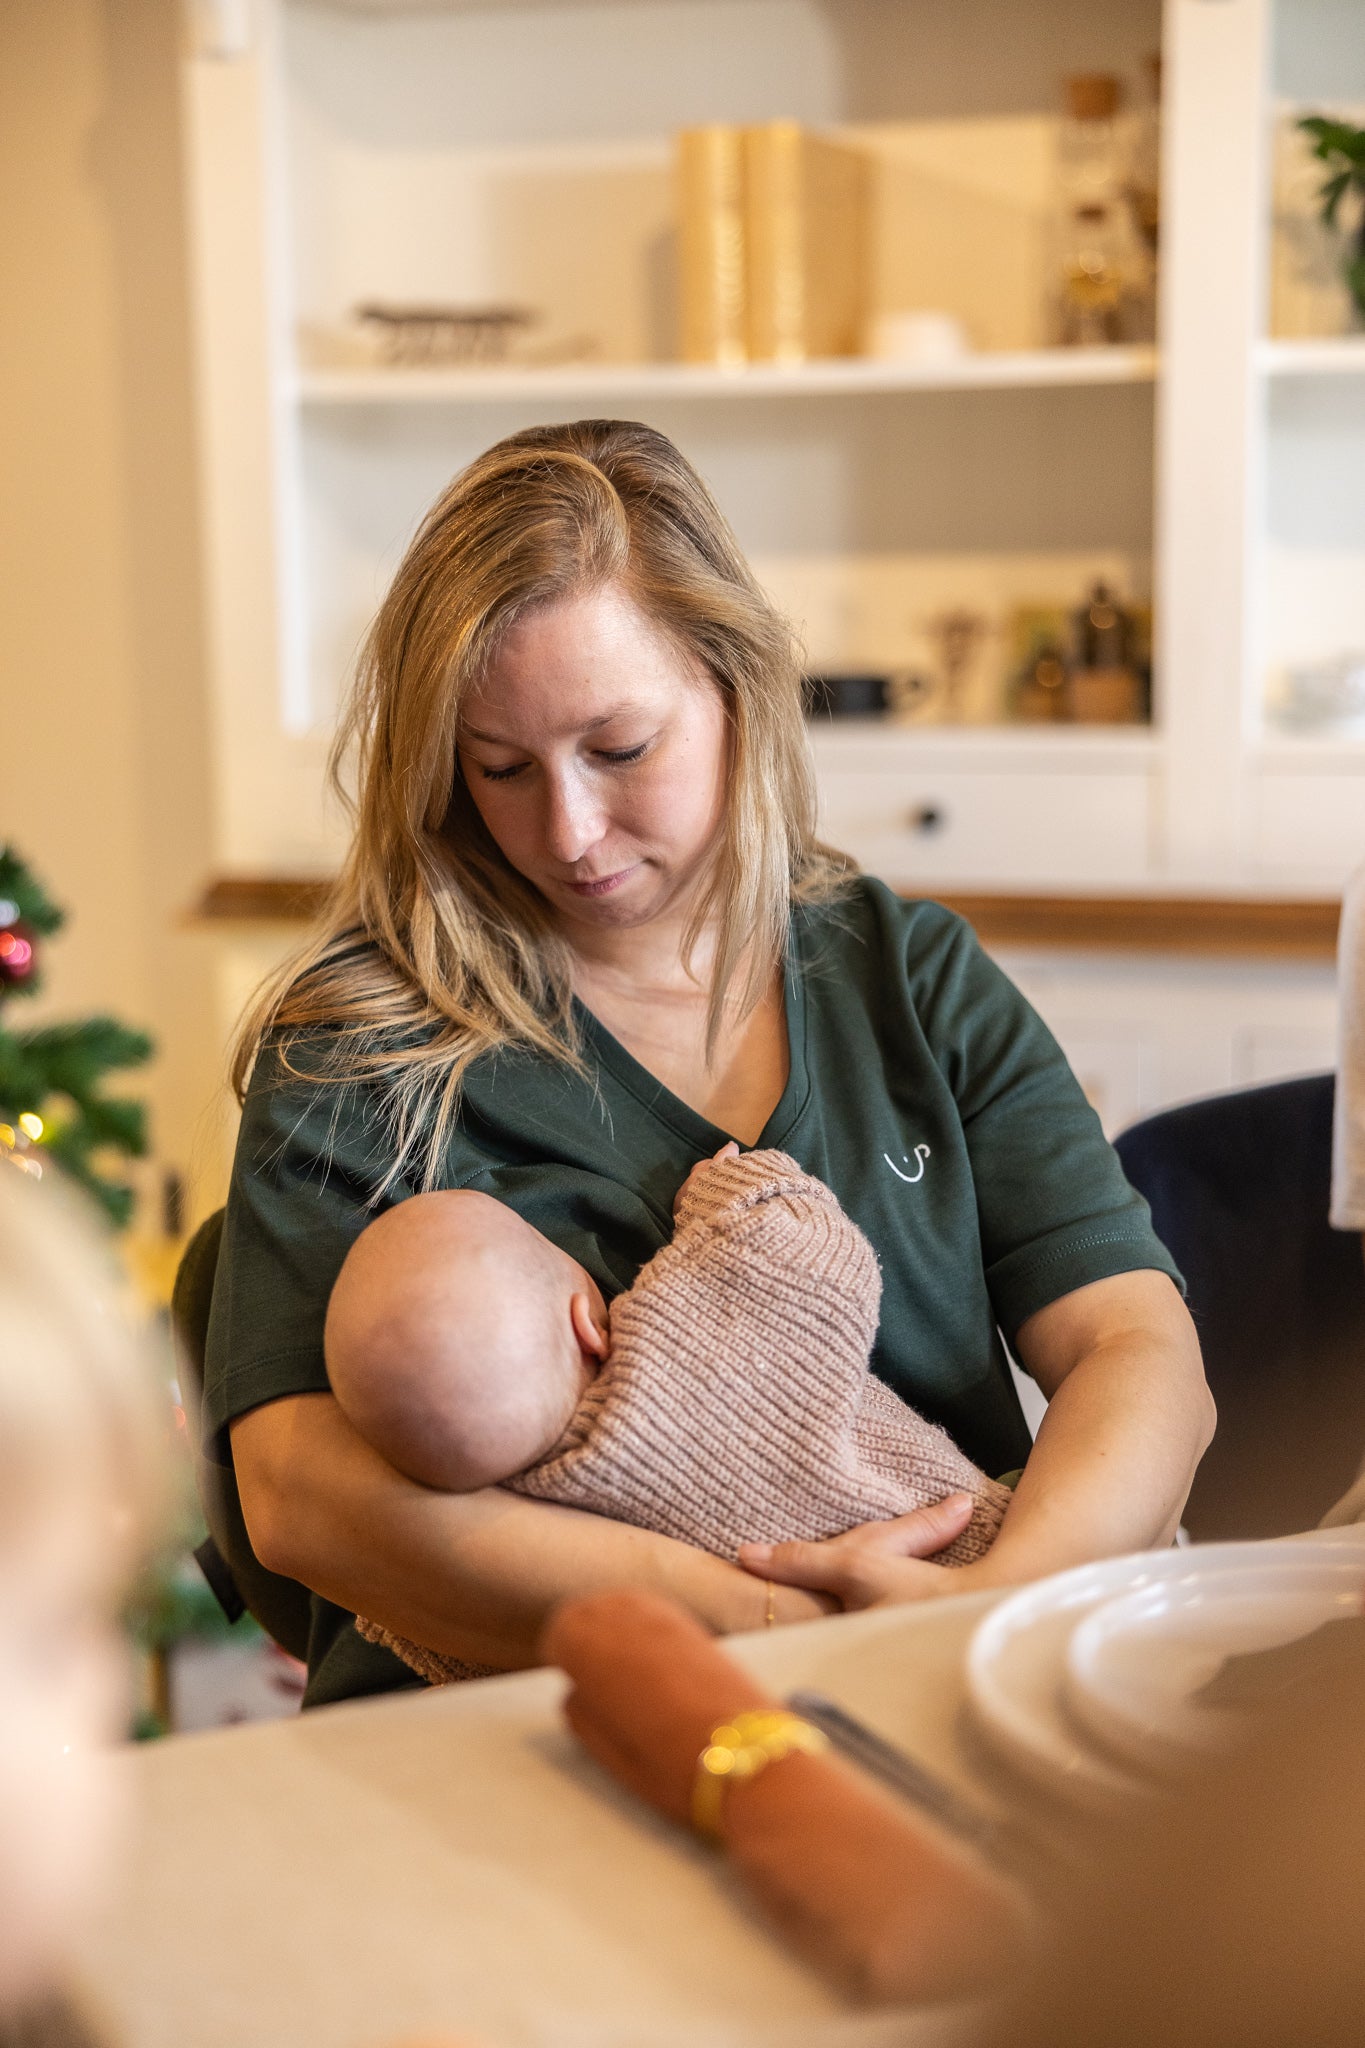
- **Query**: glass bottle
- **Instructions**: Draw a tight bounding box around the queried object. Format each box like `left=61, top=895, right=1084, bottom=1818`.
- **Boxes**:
left=1054, top=74, right=1127, bottom=347
left=1123, top=53, right=1162, bottom=342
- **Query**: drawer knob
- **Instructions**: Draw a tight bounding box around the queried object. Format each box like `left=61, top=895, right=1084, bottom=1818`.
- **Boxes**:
left=908, top=803, right=946, bottom=835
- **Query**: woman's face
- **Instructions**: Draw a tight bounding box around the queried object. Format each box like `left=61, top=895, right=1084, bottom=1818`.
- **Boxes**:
left=458, top=584, right=729, bottom=942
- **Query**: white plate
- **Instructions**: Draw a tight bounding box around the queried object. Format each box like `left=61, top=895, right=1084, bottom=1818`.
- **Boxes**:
left=963, top=1532, right=1362, bottom=1812
left=1063, top=1550, right=1365, bottom=1773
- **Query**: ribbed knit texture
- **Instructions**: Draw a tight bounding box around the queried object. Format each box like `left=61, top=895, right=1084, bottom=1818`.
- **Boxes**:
left=358, top=1150, right=1011, bottom=1684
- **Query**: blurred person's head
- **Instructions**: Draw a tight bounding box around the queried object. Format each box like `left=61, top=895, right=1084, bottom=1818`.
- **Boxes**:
left=231, top=419, right=849, bottom=1193
left=0, top=1166, right=160, bottom=2015
left=980, top=1640, right=1365, bottom=2048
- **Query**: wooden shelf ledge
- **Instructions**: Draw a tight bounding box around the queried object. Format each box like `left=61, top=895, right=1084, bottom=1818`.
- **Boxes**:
left=194, top=877, right=1341, bottom=960
left=937, top=893, right=1338, bottom=958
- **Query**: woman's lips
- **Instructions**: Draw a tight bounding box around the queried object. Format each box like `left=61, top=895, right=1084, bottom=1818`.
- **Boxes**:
left=564, top=866, right=638, bottom=898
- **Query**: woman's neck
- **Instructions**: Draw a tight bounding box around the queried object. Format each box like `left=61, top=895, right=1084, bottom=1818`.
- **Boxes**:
left=565, top=918, right=789, bottom=1146
left=564, top=905, right=718, bottom=1006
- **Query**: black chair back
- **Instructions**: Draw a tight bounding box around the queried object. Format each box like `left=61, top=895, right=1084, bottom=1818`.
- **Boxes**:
left=171, top=1210, right=314, bottom=1662
left=1115, top=1074, right=1365, bottom=1540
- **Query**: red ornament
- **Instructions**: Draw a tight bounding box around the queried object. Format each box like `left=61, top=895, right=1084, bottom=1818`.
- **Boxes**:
left=0, top=917, right=37, bottom=986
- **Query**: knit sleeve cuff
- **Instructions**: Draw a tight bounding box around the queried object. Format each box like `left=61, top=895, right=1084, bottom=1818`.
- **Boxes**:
left=672, top=1148, right=836, bottom=1234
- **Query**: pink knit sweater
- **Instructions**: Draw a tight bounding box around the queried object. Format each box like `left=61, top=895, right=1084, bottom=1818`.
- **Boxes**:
left=358, top=1150, right=1012, bottom=1684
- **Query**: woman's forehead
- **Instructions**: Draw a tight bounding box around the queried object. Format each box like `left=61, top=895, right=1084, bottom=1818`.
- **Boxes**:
left=464, top=588, right=709, bottom=740
left=461, top=696, right=656, bottom=745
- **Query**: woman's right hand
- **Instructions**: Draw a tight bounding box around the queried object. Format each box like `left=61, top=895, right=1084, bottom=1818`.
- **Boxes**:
left=738, top=1494, right=978, bottom=1611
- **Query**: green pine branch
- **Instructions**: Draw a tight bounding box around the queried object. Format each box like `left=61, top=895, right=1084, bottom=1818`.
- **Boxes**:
left=0, top=844, right=65, bottom=939
left=0, top=849, right=153, bottom=1227
left=0, top=1018, right=153, bottom=1228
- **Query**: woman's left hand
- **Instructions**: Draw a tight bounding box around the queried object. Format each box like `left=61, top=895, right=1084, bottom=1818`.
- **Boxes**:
left=743, top=1272, right=1215, bottom=1614
left=737, top=1492, right=980, bottom=1610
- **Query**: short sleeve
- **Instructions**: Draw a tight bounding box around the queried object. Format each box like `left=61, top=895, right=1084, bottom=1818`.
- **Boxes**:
left=1331, top=864, right=1365, bottom=1231
left=905, top=905, right=1184, bottom=1342
left=202, top=1040, right=415, bottom=1459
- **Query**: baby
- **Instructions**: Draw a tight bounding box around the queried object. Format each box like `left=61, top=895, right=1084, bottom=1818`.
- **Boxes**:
left=325, top=1147, right=1013, bottom=1683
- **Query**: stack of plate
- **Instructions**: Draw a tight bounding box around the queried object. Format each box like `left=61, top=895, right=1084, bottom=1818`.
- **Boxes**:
left=964, top=1524, right=1365, bottom=1813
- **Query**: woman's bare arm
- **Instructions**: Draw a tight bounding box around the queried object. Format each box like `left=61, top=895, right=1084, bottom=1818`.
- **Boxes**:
left=741, top=1271, right=1215, bottom=1608
left=232, top=1391, right=844, bottom=1669
left=969, top=1267, right=1214, bottom=1577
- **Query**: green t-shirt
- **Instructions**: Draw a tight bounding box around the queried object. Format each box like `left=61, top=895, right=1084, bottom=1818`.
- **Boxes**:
left=205, top=878, right=1180, bottom=1706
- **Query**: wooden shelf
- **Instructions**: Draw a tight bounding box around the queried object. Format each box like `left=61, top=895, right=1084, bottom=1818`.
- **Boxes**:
left=941, top=892, right=1339, bottom=958
left=1258, top=336, right=1365, bottom=377
left=293, top=347, right=1158, bottom=408
left=194, top=876, right=1340, bottom=958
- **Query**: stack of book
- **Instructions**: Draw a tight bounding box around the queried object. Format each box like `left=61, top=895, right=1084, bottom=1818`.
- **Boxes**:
left=677, top=121, right=869, bottom=366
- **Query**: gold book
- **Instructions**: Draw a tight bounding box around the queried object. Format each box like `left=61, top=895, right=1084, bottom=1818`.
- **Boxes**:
left=742, top=121, right=868, bottom=363
left=676, top=126, right=747, bottom=366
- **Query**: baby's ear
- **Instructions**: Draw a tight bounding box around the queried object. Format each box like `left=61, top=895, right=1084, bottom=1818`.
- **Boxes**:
left=570, top=1291, right=610, bottom=1362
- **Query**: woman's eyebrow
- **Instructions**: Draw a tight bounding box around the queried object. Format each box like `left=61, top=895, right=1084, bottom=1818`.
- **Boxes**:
left=461, top=703, right=652, bottom=745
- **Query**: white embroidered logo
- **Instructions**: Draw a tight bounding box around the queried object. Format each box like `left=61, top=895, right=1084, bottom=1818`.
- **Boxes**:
left=884, top=1144, right=931, bottom=1184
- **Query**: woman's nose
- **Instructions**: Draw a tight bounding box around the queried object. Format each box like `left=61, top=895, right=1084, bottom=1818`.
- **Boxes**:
left=542, top=766, right=607, bottom=866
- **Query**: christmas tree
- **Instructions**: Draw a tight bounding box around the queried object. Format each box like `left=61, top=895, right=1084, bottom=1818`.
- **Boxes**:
left=0, top=846, right=152, bottom=1226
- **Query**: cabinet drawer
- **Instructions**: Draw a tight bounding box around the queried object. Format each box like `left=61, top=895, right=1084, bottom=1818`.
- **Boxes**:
left=816, top=769, right=1153, bottom=889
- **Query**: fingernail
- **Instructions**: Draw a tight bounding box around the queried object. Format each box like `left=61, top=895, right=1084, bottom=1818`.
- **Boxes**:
left=739, top=1541, right=772, bottom=1562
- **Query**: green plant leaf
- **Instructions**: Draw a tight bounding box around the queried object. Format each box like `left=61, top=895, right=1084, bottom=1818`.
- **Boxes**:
left=1299, top=114, right=1364, bottom=158
left=1347, top=246, right=1365, bottom=324
left=1322, top=168, right=1352, bottom=227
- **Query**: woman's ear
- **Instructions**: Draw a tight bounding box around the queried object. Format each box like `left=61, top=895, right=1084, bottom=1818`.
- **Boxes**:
left=570, top=1291, right=610, bottom=1363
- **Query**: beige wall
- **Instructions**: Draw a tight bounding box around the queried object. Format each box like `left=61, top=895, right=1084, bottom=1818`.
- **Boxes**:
left=0, top=0, right=226, bottom=1224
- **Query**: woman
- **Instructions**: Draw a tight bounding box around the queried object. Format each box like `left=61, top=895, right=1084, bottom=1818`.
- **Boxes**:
left=211, top=420, right=1213, bottom=1708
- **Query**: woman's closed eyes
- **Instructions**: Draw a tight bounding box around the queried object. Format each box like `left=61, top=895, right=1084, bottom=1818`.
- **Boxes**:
left=475, top=739, right=654, bottom=783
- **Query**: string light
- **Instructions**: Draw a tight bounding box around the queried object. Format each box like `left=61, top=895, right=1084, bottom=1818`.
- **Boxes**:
left=18, top=1111, right=43, bottom=1142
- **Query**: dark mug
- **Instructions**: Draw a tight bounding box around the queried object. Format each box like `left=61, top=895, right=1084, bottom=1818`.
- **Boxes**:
left=802, top=673, right=890, bottom=718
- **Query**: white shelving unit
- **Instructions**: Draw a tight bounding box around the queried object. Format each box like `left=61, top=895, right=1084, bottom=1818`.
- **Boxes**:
left=1246, top=0, right=1365, bottom=897
left=294, top=346, right=1158, bottom=404
left=1259, top=335, right=1365, bottom=374
left=179, top=0, right=1364, bottom=1134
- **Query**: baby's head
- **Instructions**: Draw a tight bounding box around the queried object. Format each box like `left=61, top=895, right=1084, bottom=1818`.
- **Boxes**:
left=326, top=1190, right=608, bottom=1492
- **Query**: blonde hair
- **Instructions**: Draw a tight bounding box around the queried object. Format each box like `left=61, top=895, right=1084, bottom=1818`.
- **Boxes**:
left=232, top=419, right=850, bottom=1192
left=0, top=1165, right=161, bottom=1571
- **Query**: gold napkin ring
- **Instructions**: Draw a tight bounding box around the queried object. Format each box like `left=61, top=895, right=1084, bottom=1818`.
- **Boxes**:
left=692, top=1708, right=829, bottom=1840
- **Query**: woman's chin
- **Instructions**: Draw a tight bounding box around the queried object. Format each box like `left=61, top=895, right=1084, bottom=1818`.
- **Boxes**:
left=555, top=867, right=661, bottom=925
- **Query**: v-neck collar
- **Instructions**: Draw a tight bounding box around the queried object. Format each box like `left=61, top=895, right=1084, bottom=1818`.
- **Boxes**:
left=572, top=916, right=811, bottom=1154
